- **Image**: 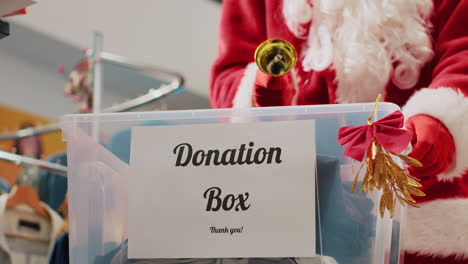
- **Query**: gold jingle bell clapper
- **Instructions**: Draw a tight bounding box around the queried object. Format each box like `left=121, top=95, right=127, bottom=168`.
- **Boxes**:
left=255, top=39, right=297, bottom=77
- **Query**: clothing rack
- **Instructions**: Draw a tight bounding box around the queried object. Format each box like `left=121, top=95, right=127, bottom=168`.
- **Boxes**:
left=0, top=51, right=184, bottom=141
left=0, top=150, right=67, bottom=176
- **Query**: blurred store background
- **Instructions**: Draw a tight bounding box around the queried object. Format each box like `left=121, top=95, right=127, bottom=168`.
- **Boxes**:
left=1, top=0, right=222, bottom=118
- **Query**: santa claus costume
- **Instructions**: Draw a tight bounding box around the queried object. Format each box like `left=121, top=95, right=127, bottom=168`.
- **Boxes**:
left=210, top=0, right=468, bottom=263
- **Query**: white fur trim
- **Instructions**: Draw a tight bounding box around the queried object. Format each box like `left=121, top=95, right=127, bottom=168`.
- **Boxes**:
left=232, top=62, right=258, bottom=108
left=402, top=198, right=468, bottom=258
left=283, top=0, right=434, bottom=104
left=403, top=88, right=468, bottom=181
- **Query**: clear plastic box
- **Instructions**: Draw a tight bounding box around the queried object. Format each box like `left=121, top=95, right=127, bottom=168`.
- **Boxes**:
left=61, top=103, right=405, bottom=264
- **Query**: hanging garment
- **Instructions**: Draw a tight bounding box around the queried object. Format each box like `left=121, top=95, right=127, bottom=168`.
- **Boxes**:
left=38, top=153, right=67, bottom=212
left=97, top=118, right=374, bottom=263
left=48, top=232, right=68, bottom=264
left=0, top=177, right=11, bottom=194
left=316, top=156, right=375, bottom=264
left=17, top=165, right=41, bottom=194
left=101, top=154, right=376, bottom=264
left=0, top=193, right=64, bottom=263
left=0, top=105, right=66, bottom=186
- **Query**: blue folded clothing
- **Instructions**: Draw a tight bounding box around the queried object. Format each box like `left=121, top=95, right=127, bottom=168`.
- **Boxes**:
left=98, top=118, right=376, bottom=264
left=92, top=154, right=374, bottom=264
left=315, top=155, right=375, bottom=264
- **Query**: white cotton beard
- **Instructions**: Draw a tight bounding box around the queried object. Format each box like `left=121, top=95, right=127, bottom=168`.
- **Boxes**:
left=282, top=0, right=434, bottom=103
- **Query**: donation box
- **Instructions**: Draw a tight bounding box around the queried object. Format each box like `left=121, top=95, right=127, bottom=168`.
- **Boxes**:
left=61, top=103, right=404, bottom=264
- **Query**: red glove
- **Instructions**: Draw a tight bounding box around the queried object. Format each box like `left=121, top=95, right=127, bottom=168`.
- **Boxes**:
left=406, top=114, right=455, bottom=177
left=253, top=70, right=295, bottom=107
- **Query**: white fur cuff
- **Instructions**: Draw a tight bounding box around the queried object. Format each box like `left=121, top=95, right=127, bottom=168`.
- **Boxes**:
left=402, top=198, right=468, bottom=258
left=232, top=62, right=258, bottom=108
left=403, top=88, right=468, bottom=181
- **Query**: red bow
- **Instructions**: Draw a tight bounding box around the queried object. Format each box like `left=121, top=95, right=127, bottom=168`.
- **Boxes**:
left=338, top=110, right=412, bottom=162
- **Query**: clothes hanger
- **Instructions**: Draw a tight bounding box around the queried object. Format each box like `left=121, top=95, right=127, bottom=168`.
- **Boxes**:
left=4, top=232, right=50, bottom=243
left=6, top=185, right=49, bottom=219
left=0, top=144, right=65, bottom=243
left=0, top=51, right=184, bottom=141
left=4, top=185, right=51, bottom=243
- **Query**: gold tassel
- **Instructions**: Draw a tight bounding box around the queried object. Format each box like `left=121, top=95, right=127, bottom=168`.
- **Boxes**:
left=352, top=95, right=425, bottom=218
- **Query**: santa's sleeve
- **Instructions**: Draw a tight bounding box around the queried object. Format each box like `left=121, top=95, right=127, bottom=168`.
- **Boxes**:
left=401, top=1, right=468, bottom=260
left=209, top=0, right=266, bottom=109
left=403, top=0, right=468, bottom=182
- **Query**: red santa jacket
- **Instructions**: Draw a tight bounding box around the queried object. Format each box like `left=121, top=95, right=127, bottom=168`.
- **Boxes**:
left=210, top=0, right=468, bottom=262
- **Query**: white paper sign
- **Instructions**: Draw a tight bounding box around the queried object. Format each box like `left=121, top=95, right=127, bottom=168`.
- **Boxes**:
left=129, top=120, right=316, bottom=259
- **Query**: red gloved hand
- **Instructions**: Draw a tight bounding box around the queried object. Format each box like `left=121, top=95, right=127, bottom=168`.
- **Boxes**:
left=405, top=114, right=455, bottom=177
left=253, top=70, right=295, bottom=107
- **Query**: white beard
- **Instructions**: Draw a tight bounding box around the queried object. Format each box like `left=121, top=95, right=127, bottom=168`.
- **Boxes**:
left=282, top=0, right=434, bottom=103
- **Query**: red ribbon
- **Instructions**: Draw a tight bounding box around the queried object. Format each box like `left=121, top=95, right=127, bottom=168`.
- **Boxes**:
left=338, top=110, right=412, bottom=162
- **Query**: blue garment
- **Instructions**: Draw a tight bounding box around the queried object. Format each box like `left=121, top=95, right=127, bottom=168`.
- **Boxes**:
left=0, top=177, right=10, bottom=194
left=39, top=152, right=68, bottom=212
left=93, top=155, right=373, bottom=264
left=49, top=232, right=69, bottom=264
left=390, top=221, right=401, bottom=264
left=107, top=121, right=171, bottom=164
left=315, top=156, right=374, bottom=264
left=102, top=117, right=376, bottom=264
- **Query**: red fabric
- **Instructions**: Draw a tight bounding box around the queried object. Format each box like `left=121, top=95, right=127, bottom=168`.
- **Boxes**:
left=253, top=70, right=295, bottom=106
left=209, top=1, right=468, bottom=262
left=338, top=110, right=412, bottom=162
left=405, top=252, right=468, bottom=264
left=428, top=0, right=468, bottom=97
left=209, top=0, right=468, bottom=108
left=406, top=114, right=455, bottom=177
left=209, top=1, right=267, bottom=109
left=414, top=170, right=468, bottom=204
left=405, top=114, right=464, bottom=206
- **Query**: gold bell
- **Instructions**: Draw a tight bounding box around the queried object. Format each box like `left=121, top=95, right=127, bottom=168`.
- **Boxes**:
left=254, top=39, right=297, bottom=77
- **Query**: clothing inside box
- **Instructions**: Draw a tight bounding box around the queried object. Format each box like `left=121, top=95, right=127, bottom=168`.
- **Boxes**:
left=92, top=115, right=376, bottom=264
left=88, top=154, right=374, bottom=264
left=0, top=194, right=64, bottom=264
